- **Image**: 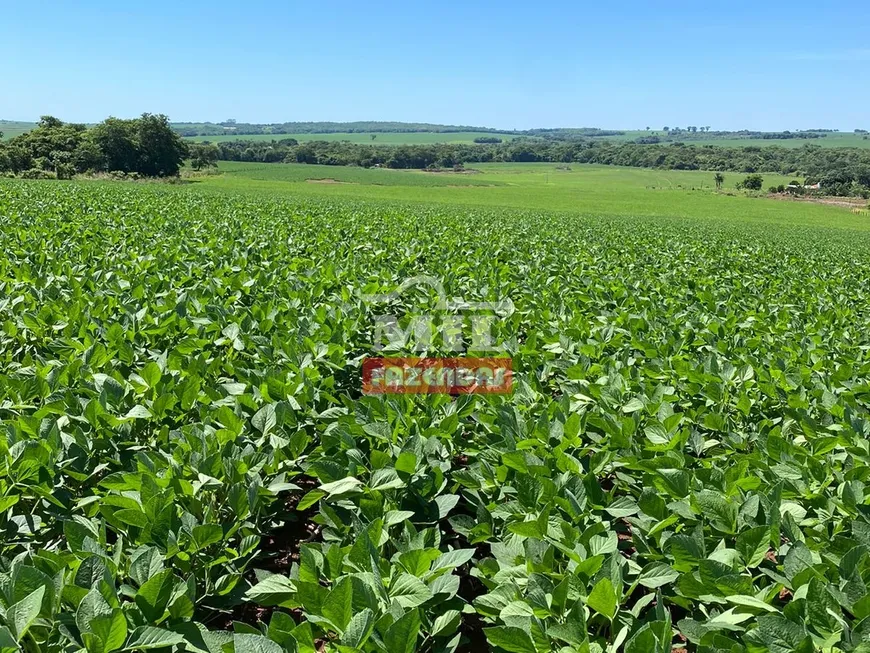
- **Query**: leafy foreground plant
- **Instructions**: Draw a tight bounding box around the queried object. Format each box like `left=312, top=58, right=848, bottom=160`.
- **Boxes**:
left=3, top=179, right=870, bottom=652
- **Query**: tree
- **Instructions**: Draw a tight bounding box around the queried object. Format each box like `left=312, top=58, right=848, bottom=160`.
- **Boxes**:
left=89, top=114, right=187, bottom=176
left=663, top=127, right=670, bottom=132
left=739, top=174, right=763, bottom=191
left=72, top=139, right=104, bottom=172
left=370, top=134, right=377, bottom=141
left=90, top=118, right=139, bottom=173
left=714, top=173, right=724, bottom=190
left=189, top=143, right=220, bottom=170
left=136, top=113, right=188, bottom=176
left=38, top=115, right=64, bottom=129
left=9, top=117, right=87, bottom=175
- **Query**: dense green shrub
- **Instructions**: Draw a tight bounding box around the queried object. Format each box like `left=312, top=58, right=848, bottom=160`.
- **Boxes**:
left=19, top=167, right=57, bottom=179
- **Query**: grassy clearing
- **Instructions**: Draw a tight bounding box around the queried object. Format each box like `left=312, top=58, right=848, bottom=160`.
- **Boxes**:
left=214, top=161, right=506, bottom=186
left=195, top=161, right=864, bottom=230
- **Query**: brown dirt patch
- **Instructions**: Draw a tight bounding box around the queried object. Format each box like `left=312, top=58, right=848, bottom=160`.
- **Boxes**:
left=259, top=475, right=322, bottom=572
left=306, top=178, right=352, bottom=184
left=767, top=193, right=869, bottom=209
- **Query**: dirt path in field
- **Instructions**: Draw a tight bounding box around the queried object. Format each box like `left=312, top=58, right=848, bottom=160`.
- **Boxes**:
left=306, top=178, right=353, bottom=184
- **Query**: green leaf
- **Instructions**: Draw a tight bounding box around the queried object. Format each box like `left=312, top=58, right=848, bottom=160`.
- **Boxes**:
left=736, top=525, right=770, bottom=568
left=587, top=577, right=618, bottom=620
left=369, top=468, right=405, bottom=491
left=130, top=547, right=164, bottom=587
left=124, top=405, right=152, bottom=420
left=319, top=477, right=363, bottom=496
left=245, top=575, right=297, bottom=606
left=484, top=626, right=536, bottom=653
left=115, top=509, right=149, bottom=528
left=140, top=362, right=162, bottom=388
left=389, top=573, right=433, bottom=609
left=622, top=398, right=645, bottom=413
left=499, top=601, right=535, bottom=623
left=383, top=609, right=421, bottom=653
left=124, top=627, right=186, bottom=650
left=296, top=490, right=326, bottom=511
left=644, top=422, right=671, bottom=445
left=76, top=588, right=113, bottom=638
left=431, top=610, right=461, bottom=637
left=6, top=586, right=45, bottom=642
left=724, top=595, right=778, bottom=613
left=431, top=548, right=475, bottom=573
left=399, top=549, right=441, bottom=577
left=395, top=451, right=417, bottom=475
left=340, top=608, right=374, bottom=648
left=0, top=627, right=16, bottom=650
left=232, top=634, right=283, bottom=653
left=693, top=490, right=737, bottom=533
left=805, top=577, right=839, bottom=634
left=192, top=524, right=224, bottom=549
left=134, top=569, right=176, bottom=623
left=322, top=577, right=353, bottom=633
left=90, top=611, right=127, bottom=653
left=755, top=614, right=810, bottom=653
left=507, top=519, right=545, bottom=539
left=0, top=495, right=19, bottom=513
left=252, top=404, right=277, bottom=436
left=638, top=562, right=679, bottom=589
left=624, top=623, right=659, bottom=653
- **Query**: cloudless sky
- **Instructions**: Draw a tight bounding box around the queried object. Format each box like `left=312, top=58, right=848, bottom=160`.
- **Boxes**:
left=2, top=0, right=868, bottom=131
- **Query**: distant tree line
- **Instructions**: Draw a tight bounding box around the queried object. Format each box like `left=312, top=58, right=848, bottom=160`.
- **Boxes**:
left=524, top=128, right=626, bottom=140
left=209, top=139, right=870, bottom=197
left=171, top=123, right=629, bottom=140
left=0, top=115, right=188, bottom=179
left=172, top=121, right=516, bottom=138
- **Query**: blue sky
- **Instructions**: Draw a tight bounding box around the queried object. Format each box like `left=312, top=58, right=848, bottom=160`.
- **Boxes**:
left=2, top=0, right=868, bottom=131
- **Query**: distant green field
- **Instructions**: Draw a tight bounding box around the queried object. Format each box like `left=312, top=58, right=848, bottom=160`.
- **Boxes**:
left=0, top=120, right=36, bottom=140
left=184, top=131, right=517, bottom=144
left=193, top=161, right=864, bottom=230
left=214, top=161, right=506, bottom=186
left=603, top=130, right=870, bottom=149
left=190, top=130, right=870, bottom=148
